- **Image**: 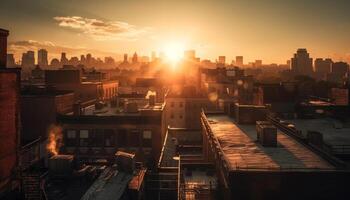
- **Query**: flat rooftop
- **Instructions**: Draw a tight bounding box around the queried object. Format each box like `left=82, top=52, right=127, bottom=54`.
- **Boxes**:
left=69, top=103, right=164, bottom=116
left=205, top=114, right=334, bottom=171
left=81, top=167, right=133, bottom=200
left=285, top=118, right=350, bottom=146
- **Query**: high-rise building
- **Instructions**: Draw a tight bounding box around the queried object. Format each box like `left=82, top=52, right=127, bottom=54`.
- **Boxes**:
left=291, top=48, right=313, bottom=76
left=80, top=55, right=86, bottom=65
left=236, top=56, right=243, bottom=67
left=123, top=54, right=128, bottom=63
left=184, top=50, right=196, bottom=60
left=86, top=53, right=92, bottom=66
left=60, top=52, right=68, bottom=65
left=315, top=58, right=332, bottom=74
left=21, top=51, right=35, bottom=67
left=38, top=49, right=48, bottom=67
left=255, top=60, right=262, bottom=67
left=332, top=62, right=349, bottom=76
left=132, top=52, right=138, bottom=64
left=218, top=56, right=226, bottom=65
left=6, top=54, right=15, bottom=67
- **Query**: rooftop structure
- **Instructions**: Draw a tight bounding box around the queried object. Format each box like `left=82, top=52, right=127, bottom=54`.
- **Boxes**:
left=201, top=112, right=350, bottom=199
left=205, top=114, right=332, bottom=170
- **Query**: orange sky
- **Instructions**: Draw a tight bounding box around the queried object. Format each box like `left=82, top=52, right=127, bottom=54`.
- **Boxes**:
left=1, top=0, right=350, bottom=64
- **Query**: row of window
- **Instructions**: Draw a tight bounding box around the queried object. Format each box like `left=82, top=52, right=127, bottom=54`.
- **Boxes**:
left=64, top=129, right=152, bottom=148
left=170, top=113, right=183, bottom=119
left=170, top=102, right=184, bottom=108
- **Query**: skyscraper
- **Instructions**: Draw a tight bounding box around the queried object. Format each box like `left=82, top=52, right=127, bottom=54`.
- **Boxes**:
left=184, top=50, right=196, bottom=60
left=236, top=56, right=243, bottom=67
left=255, top=60, right=262, bottom=67
left=132, top=52, right=138, bottom=64
left=60, top=52, right=68, bottom=65
left=315, top=58, right=332, bottom=74
left=21, top=51, right=35, bottom=67
left=291, top=48, right=313, bottom=76
left=218, top=56, right=226, bottom=65
left=332, top=62, right=349, bottom=76
left=123, top=53, right=128, bottom=63
left=38, top=49, right=48, bottom=67
left=6, top=54, right=15, bottom=67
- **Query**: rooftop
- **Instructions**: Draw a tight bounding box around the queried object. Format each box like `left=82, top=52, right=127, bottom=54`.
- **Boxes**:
left=81, top=167, right=133, bottom=200
left=204, top=113, right=334, bottom=171
left=285, top=118, right=350, bottom=146
left=80, top=103, right=164, bottom=116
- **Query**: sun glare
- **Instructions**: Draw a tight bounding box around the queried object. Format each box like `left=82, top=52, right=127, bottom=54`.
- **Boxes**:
left=164, top=42, right=185, bottom=64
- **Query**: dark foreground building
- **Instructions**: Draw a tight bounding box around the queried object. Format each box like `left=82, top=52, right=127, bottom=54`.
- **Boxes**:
left=0, top=28, right=22, bottom=199
left=201, top=111, right=350, bottom=200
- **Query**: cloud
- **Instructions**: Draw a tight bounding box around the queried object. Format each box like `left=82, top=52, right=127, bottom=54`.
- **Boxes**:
left=8, top=40, right=118, bottom=61
left=53, top=16, right=151, bottom=41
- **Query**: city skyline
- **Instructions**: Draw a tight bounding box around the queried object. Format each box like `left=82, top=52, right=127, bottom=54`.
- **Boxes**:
left=1, top=0, right=350, bottom=64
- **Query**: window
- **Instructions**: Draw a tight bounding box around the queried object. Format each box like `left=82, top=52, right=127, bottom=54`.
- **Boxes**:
left=170, top=102, right=174, bottom=107
left=179, top=102, right=183, bottom=107
left=66, top=130, right=77, bottom=146
left=80, top=130, right=89, bottom=138
left=118, top=129, right=127, bottom=147
left=104, top=129, right=115, bottom=147
left=67, top=130, right=76, bottom=138
left=79, top=130, right=89, bottom=147
left=170, top=113, right=174, bottom=119
left=143, top=130, right=152, bottom=139
left=129, top=130, right=141, bottom=147
left=89, top=130, right=104, bottom=147
left=179, top=115, right=183, bottom=119
left=143, top=130, right=152, bottom=147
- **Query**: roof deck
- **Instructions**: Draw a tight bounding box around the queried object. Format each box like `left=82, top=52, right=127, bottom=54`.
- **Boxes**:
left=286, top=118, right=350, bottom=146
left=204, top=114, right=334, bottom=171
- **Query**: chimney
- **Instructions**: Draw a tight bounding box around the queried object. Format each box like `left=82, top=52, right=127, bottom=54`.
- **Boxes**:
left=73, top=102, right=82, bottom=116
left=149, top=95, right=156, bottom=106
left=0, top=28, right=9, bottom=68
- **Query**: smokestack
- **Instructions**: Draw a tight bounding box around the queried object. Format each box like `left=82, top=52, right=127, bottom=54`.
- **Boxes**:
left=0, top=28, right=9, bottom=68
left=149, top=95, right=156, bottom=106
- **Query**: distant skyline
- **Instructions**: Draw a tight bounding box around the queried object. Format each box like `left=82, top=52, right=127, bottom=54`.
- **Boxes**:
left=1, top=0, right=350, bottom=64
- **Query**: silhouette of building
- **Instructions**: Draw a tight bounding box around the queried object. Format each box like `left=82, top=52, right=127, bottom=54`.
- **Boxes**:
left=218, top=56, right=226, bottom=66
left=132, top=52, right=138, bottom=64
left=38, top=49, right=48, bottom=67
left=184, top=50, right=196, bottom=61
left=21, top=51, right=35, bottom=67
left=291, top=48, right=313, bottom=76
left=86, top=53, right=92, bottom=66
left=21, top=87, right=75, bottom=144
left=315, top=58, right=332, bottom=74
left=60, top=52, right=68, bottom=66
left=236, top=56, right=243, bottom=67
left=50, top=58, right=60, bottom=68
left=332, top=61, right=349, bottom=76
left=0, top=29, right=8, bottom=67
left=123, top=53, right=128, bottom=63
left=255, top=59, right=262, bottom=67
left=6, top=54, right=15, bottom=67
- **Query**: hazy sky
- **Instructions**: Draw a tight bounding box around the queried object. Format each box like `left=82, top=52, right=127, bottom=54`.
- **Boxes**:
left=1, top=0, right=350, bottom=63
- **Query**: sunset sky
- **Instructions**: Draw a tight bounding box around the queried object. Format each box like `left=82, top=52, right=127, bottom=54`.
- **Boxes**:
left=1, top=0, right=350, bottom=64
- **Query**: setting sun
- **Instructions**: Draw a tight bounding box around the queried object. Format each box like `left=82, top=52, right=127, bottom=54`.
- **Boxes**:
left=163, top=42, right=185, bottom=64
